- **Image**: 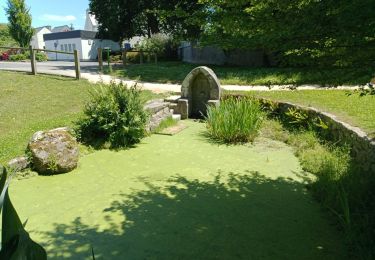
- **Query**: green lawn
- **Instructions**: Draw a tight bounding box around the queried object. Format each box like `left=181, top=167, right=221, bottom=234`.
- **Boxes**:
left=0, top=71, right=160, bottom=164
left=248, top=90, right=375, bottom=137
left=11, top=121, right=347, bottom=259
left=109, top=61, right=373, bottom=86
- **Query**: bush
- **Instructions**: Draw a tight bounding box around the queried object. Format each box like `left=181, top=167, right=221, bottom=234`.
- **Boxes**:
left=76, top=82, right=148, bottom=148
left=126, top=52, right=140, bottom=64
left=139, top=34, right=169, bottom=56
left=205, top=97, right=264, bottom=143
left=0, top=52, right=9, bottom=61
left=35, top=52, right=48, bottom=62
left=9, top=53, right=28, bottom=61
left=110, top=54, right=122, bottom=62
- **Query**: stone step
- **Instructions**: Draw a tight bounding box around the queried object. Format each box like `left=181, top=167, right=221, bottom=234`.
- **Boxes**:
left=144, top=99, right=169, bottom=114
left=172, top=114, right=181, bottom=121
left=164, top=95, right=181, bottom=103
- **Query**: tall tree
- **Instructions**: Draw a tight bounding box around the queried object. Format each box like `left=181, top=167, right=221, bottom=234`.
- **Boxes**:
left=200, top=0, right=375, bottom=67
left=89, top=0, right=205, bottom=42
left=5, top=0, right=34, bottom=48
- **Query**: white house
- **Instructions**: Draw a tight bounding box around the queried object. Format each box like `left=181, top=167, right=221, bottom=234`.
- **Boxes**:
left=44, top=30, right=120, bottom=61
left=84, top=10, right=98, bottom=32
left=30, top=26, right=51, bottom=49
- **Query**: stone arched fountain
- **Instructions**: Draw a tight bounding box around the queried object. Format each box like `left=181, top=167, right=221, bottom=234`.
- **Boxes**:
left=169, top=66, right=221, bottom=119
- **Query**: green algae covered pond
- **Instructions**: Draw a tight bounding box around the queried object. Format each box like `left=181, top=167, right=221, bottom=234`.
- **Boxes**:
left=9, top=121, right=347, bottom=259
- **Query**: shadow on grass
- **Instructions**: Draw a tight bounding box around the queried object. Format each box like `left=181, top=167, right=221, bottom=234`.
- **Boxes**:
left=39, top=171, right=346, bottom=259
left=110, top=62, right=373, bottom=86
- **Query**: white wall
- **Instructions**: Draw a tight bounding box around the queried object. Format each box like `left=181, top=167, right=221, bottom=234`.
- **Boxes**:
left=45, top=38, right=82, bottom=61
left=45, top=38, right=120, bottom=61
left=84, top=39, right=121, bottom=60
left=30, top=27, right=51, bottom=49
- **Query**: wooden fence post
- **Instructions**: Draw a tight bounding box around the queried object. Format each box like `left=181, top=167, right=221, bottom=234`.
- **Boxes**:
left=122, top=50, right=127, bottom=66
left=74, top=50, right=81, bottom=80
left=29, top=45, right=37, bottom=75
left=140, top=51, right=144, bottom=64
left=98, top=48, right=103, bottom=72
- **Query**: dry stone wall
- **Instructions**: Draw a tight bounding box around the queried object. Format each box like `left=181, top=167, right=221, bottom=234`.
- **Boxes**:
left=261, top=99, right=375, bottom=173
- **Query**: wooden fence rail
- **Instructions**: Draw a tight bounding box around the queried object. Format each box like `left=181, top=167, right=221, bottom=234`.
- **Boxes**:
left=97, top=48, right=158, bottom=69
left=0, top=45, right=80, bottom=80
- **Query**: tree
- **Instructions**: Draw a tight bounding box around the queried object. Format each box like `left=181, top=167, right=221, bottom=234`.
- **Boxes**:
left=5, top=0, right=34, bottom=48
left=89, top=0, right=205, bottom=42
left=199, top=0, right=375, bottom=67
left=0, top=23, right=18, bottom=47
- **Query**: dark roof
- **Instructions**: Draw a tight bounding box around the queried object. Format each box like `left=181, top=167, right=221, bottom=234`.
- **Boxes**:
left=44, top=30, right=98, bottom=41
left=52, top=25, right=71, bottom=33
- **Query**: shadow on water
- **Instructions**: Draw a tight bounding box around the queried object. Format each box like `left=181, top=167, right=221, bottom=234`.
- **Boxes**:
left=40, top=171, right=347, bottom=259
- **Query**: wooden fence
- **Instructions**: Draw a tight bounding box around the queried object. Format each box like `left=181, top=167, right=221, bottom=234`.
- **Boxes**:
left=97, top=48, right=157, bottom=71
left=0, top=46, right=81, bottom=80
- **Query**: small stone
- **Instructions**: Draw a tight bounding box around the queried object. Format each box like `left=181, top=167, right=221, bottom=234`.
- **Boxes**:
left=178, top=99, right=189, bottom=120
left=7, top=156, right=29, bottom=172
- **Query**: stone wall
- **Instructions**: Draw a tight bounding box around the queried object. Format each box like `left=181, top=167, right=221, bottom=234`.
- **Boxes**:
left=260, top=99, right=375, bottom=173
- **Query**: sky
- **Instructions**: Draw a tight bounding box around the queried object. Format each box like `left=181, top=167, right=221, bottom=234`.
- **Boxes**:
left=0, top=0, right=90, bottom=29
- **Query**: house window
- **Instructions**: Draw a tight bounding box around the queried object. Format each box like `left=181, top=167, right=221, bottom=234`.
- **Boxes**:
left=72, top=44, right=76, bottom=50
left=68, top=44, right=72, bottom=52
left=60, top=45, right=64, bottom=51
left=64, top=44, right=68, bottom=52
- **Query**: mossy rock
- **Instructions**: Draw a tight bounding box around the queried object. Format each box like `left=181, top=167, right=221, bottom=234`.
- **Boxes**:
left=27, top=127, right=79, bottom=175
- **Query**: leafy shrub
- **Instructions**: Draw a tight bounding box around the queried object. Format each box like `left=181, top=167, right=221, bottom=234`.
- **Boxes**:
left=110, top=54, right=122, bottom=62
left=76, top=82, right=148, bottom=148
left=36, top=52, right=48, bottom=61
left=205, top=97, right=264, bottom=143
left=126, top=52, right=140, bottom=63
left=9, top=53, right=28, bottom=61
left=0, top=52, right=9, bottom=61
left=139, top=34, right=169, bottom=55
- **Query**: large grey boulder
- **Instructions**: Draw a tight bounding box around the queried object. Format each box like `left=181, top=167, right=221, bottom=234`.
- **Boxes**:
left=28, top=127, right=79, bottom=174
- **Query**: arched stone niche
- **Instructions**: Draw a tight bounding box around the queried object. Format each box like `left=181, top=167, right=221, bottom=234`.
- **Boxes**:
left=180, top=66, right=221, bottom=118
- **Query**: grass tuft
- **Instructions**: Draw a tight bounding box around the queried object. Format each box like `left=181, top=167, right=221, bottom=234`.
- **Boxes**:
left=205, top=97, right=264, bottom=143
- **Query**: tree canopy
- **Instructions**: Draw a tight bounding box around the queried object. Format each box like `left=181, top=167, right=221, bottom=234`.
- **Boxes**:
left=89, top=0, right=205, bottom=42
left=5, top=0, right=33, bottom=48
left=0, top=24, right=18, bottom=47
left=90, top=0, right=375, bottom=67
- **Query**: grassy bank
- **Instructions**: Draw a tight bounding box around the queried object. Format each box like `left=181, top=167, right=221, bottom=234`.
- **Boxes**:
left=0, top=71, right=160, bottom=164
left=227, top=90, right=375, bottom=137
left=260, top=118, right=375, bottom=258
left=109, top=61, right=373, bottom=86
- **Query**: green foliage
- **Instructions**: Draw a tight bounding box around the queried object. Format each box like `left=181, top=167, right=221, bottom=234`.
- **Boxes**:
left=9, top=53, right=27, bottom=61
left=0, top=166, right=47, bottom=259
left=35, top=52, right=48, bottom=62
left=205, top=97, right=264, bottom=143
left=139, top=34, right=168, bottom=55
left=5, top=0, right=34, bottom=48
left=89, top=0, right=204, bottom=42
left=76, top=82, right=148, bottom=148
left=261, top=117, right=375, bottom=258
left=125, top=52, right=141, bottom=64
left=199, top=0, right=375, bottom=67
left=0, top=23, right=18, bottom=47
